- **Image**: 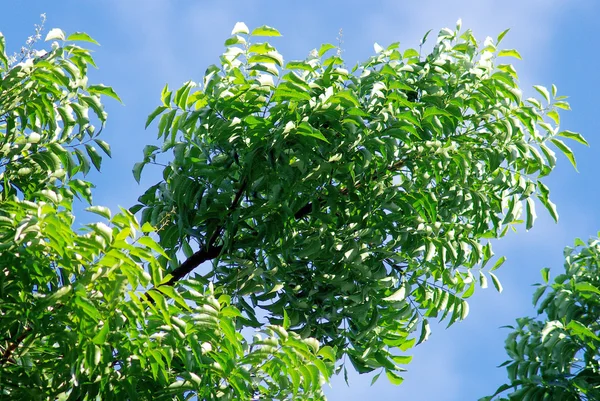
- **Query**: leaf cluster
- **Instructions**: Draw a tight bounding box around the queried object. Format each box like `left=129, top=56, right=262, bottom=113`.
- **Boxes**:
left=485, top=238, right=600, bottom=401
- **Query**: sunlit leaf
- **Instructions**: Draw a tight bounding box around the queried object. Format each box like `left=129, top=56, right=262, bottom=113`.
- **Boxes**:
left=67, top=32, right=100, bottom=45
left=251, top=25, right=282, bottom=37
left=497, top=49, right=522, bottom=60
left=45, top=28, right=66, bottom=41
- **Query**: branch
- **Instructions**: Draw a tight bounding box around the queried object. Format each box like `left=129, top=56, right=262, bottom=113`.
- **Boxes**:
left=161, top=244, right=223, bottom=287
left=150, top=178, right=248, bottom=290
left=1, top=326, right=32, bottom=365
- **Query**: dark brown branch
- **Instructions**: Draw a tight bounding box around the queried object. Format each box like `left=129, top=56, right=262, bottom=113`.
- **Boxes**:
left=1, top=326, right=32, bottom=365
left=294, top=202, right=315, bottom=219
left=148, top=178, right=248, bottom=292
left=162, top=244, right=223, bottom=286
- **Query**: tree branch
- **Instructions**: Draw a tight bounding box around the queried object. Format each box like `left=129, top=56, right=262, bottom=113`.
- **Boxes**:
left=161, top=244, right=223, bottom=287
left=150, top=178, right=248, bottom=290
left=1, top=326, right=32, bottom=365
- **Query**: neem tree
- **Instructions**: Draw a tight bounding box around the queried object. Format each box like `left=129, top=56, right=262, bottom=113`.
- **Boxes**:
left=0, top=18, right=584, bottom=400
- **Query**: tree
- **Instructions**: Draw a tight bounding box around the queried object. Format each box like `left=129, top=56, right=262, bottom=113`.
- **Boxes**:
left=0, top=19, right=582, bottom=400
left=484, top=237, right=600, bottom=401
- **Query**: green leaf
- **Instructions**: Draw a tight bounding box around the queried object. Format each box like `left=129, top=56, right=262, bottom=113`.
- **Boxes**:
left=86, top=206, right=112, bottom=220
left=74, top=148, right=91, bottom=175
left=383, top=285, right=407, bottom=302
left=45, top=285, right=73, bottom=305
left=0, top=33, right=7, bottom=68
left=143, top=145, right=160, bottom=158
left=533, top=85, right=550, bottom=103
left=159, top=286, right=191, bottom=311
left=88, top=222, right=113, bottom=243
left=541, top=267, right=551, bottom=284
left=462, top=281, right=475, bottom=298
left=489, top=272, right=503, bottom=293
left=289, top=369, right=300, bottom=395
left=416, top=319, right=431, bottom=345
left=85, top=144, right=102, bottom=171
left=554, top=101, right=571, bottom=110
left=497, top=49, right=522, bottom=60
left=420, top=29, right=432, bottom=45
left=391, top=355, right=413, bottom=364
left=132, top=162, right=145, bottom=183
left=160, top=83, right=172, bottom=106
left=370, top=372, right=382, bottom=386
left=88, top=84, right=123, bottom=103
left=538, top=194, right=558, bottom=223
left=423, top=106, right=452, bottom=119
left=296, top=122, right=329, bottom=143
left=317, top=346, right=336, bottom=362
left=248, top=53, right=283, bottom=67
left=74, top=296, right=101, bottom=321
left=480, top=272, right=488, bottom=289
left=550, top=138, right=577, bottom=170
left=144, top=106, right=167, bottom=128
left=249, top=42, right=277, bottom=55
left=575, top=282, right=600, bottom=296
left=92, top=321, right=110, bottom=345
left=558, top=130, right=588, bottom=146
left=138, top=236, right=169, bottom=258
left=547, top=110, right=560, bottom=125
left=93, top=139, right=112, bottom=157
left=385, top=369, right=404, bottom=385
left=70, top=179, right=93, bottom=204
left=251, top=25, right=282, bottom=37
left=399, top=338, right=416, bottom=352
left=567, top=320, right=600, bottom=341
left=403, top=48, right=419, bottom=59
left=274, top=87, right=311, bottom=101
left=525, top=198, right=536, bottom=231
left=497, top=28, right=510, bottom=44
left=224, top=35, right=246, bottom=46
left=283, top=309, right=290, bottom=329
left=490, top=256, right=507, bottom=272
left=532, top=285, right=547, bottom=306
left=318, top=43, right=337, bottom=57
left=66, top=32, right=100, bottom=45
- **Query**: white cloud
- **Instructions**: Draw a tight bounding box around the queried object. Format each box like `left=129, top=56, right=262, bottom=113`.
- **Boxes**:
left=366, top=0, right=571, bottom=53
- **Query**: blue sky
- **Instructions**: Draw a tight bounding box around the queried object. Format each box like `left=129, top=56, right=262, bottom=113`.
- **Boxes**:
left=3, top=1, right=599, bottom=399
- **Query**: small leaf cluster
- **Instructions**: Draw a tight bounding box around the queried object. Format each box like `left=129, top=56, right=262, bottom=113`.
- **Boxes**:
left=0, top=29, right=117, bottom=204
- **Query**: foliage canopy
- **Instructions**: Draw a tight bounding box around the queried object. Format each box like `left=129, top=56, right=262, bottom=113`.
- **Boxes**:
left=0, top=19, right=586, bottom=400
